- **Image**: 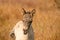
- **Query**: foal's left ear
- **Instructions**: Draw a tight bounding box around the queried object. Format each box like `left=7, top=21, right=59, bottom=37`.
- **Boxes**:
left=31, top=9, right=36, bottom=16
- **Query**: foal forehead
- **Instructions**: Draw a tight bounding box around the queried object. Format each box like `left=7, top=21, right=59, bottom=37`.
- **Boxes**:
left=24, top=14, right=31, bottom=16
left=23, top=14, right=32, bottom=18
left=23, top=12, right=32, bottom=17
left=26, top=12, right=30, bottom=14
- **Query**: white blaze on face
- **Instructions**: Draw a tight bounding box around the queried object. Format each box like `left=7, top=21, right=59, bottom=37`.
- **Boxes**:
left=14, top=21, right=28, bottom=40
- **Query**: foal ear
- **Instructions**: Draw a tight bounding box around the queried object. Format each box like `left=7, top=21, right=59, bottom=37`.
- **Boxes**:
left=31, top=9, right=36, bottom=16
left=22, top=8, right=26, bottom=15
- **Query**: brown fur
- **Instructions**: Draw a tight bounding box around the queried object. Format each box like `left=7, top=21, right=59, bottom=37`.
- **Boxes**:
left=22, top=8, right=36, bottom=35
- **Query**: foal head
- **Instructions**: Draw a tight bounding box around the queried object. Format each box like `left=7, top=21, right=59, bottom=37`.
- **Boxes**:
left=22, top=8, right=36, bottom=34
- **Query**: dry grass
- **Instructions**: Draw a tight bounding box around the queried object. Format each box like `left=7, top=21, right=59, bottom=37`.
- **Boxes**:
left=0, top=0, right=60, bottom=40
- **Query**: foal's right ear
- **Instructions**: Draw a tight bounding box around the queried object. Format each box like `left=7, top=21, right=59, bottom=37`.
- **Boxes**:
left=31, top=9, right=36, bottom=17
left=22, top=8, right=26, bottom=15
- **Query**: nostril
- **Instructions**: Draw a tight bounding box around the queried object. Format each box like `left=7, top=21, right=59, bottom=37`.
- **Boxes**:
left=23, top=29, right=28, bottom=35
left=24, top=31, right=27, bottom=35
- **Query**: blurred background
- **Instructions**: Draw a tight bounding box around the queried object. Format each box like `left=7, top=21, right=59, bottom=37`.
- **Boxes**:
left=0, top=0, right=60, bottom=40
